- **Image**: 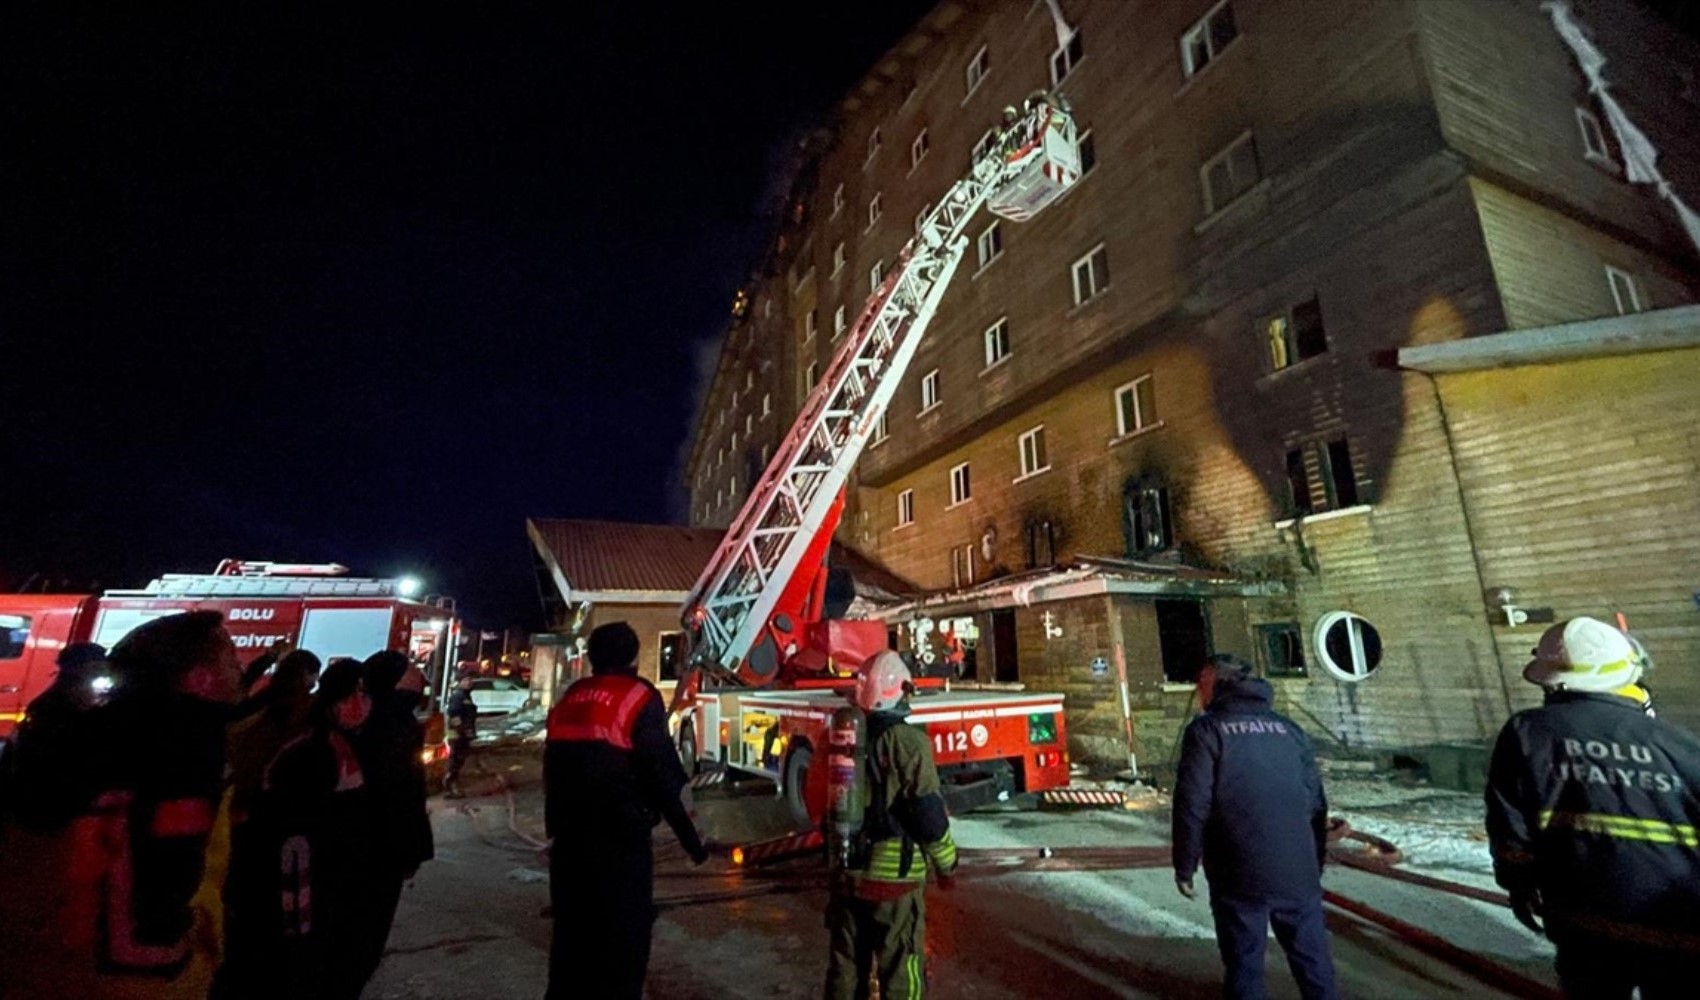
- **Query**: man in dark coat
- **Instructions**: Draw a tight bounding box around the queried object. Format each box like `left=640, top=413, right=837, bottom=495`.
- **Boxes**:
left=545, top=621, right=708, bottom=1000
left=353, top=650, right=436, bottom=983
left=1172, top=653, right=1337, bottom=1000
left=444, top=673, right=478, bottom=798
left=1487, top=616, right=1700, bottom=996
left=5, top=641, right=109, bottom=830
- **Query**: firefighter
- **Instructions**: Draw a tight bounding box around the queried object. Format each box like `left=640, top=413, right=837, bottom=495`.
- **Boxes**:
left=5, top=641, right=110, bottom=829
left=1486, top=616, right=1700, bottom=995
left=1172, top=653, right=1337, bottom=1000
left=0, top=611, right=242, bottom=1000
left=824, top=649, right=959, bottom=1000
left=444, top=672, right=478, bottom=798
left=544, top=621, right=708, bottom=1000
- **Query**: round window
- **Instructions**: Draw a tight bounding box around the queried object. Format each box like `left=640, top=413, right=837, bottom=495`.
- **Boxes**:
left=1313, top=611, right=1383, bottom=682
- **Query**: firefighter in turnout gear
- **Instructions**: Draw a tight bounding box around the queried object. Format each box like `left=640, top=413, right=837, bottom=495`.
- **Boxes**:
left=825, top=650, right=958, bottom=1000
left=1486, top=616, right=1700, bottom=996
left=544, top=622, right=708, bottom=1000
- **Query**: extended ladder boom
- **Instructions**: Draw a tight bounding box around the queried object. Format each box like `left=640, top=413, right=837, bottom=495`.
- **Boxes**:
left=684, top=98, right=1080, bottom=683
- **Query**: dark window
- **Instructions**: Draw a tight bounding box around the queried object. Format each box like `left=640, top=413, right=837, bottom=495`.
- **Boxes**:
left=991, top=610, right=1019, bottom=682
left=1322, top=437, right=1360, bottom=508
left=1156, top=600, right=1210, bottom=684
left=1123, top=480, right=1172, bottom=557
left=1025, top=519, right=1057, bottom=569
left=1078, top=130, right=1096, bottom=174
left=1319, top=613, right=1383, bottom=681
left=1285, top=448, right=1314, bottom=516
left=659, top=632, right=685, bottom=681
left=1257, top=623, right=1306, bottom=677
left=1291, top=297, right=1327, bottom=360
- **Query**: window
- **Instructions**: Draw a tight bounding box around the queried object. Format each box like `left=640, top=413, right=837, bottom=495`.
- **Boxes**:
left=760, top=443, right=770, bottom=467
left=745, top=370, right=754, bottom=390
left=1258, top=623, right=1307, bottom=678
left=1123, top=478, right=1172, bottom=556
left=1576, top=107, right=1612, bottom=164
left=717, top=446, right=725, bottom=468
left=952, top=544, right=976, bottom=587
left=831, top=242, right=845, bottom=275
left=804, top=309, right=818, bottom=340
left=716, top=488, right=724, bottom=507
left=1114, top=374, right=1156, bottom=436
left=730, top=430, right=739, bottom=450
left=744, top=413, right=753, bottom=435
left=659, top=631, right=686, bottom=681
left=1071, top=245, right=1109, bottom=304
left=1314, top=611, right=1383, bottom=681
left=1286, top=438, right=1362, bottom=515
left=920, top=369, right=940, bottom=411
left=1025, top=520, right=1057, bottom=568
left=834, top=304, right=848, bottom=338
left=949, top=462, right=971, bottom=506
left=728, top=474, right=738, bottom=496
left=972, top=129, right=997, bottom=165
left=911, top=129, right=930, bottom=169
left=1077, top=129, right=1096, bottom=174
left=805, top=361, right=819, bottom=392
left=975, top=221, right=1003, bottom=269
left=1321, top=437, right=1359, bottom=509
left=0, top=614, right=31, bottom=659
left=870, top=259, right=885, bottom=294
left=1265, top=295, right=1327, bottom=370
left=983, top=317, right=1010, bottom=368
left=1285, top=448, right=1313, bottom=515
left=867, top=192, right=883, bottom=228
left=1202, top=131, right=1260, bottom=215
left=831, top=184, right=844, bottom=218
left=1606, top=265, right=1644, bottom=314
left=915, top=203, right=932, bottom=234
left=1050, top=31, right=1084, bottom=85
left=731, top=390, right=738, bottom=409
left=965, top=45, right=990, bottom=96
left=897, top=488, right=914, bottom=526
left=762, top=392, right=771, bottom=417
left=873, top=412, right=889, bottom=444
left=1181, top=1, right=1239, bottom=79
left=1018, top=425, right=1049, bottom=478
left=867, top=127, right=883, bottom=162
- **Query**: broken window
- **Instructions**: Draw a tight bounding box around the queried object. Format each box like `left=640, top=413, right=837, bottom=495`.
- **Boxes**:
left=1122, top=477, right=1172, bottom=557
left=1266, top=295, right=1327, bottom=371
left=1257, top=623, right=1307, bottom=677
left=1286, top=437, right=1363, bottom=516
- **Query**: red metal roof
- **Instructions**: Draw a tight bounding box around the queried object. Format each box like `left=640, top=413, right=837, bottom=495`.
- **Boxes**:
left=527, top=519, right=915, bottom=599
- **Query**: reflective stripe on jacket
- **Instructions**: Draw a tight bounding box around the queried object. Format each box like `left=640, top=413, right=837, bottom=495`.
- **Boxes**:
left=850, top=713, right=956, bottom=895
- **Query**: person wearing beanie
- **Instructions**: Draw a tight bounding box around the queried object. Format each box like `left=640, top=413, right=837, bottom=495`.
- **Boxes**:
left=1486, top=616, right=1700, bottom=996
left=349, top=649, right=435, bottom=985
left=544, top=621, right=708, bottom=1000
left=1172, top=653, right=1337, bottom=1000
left=249, top=658, right=375, bottom=1000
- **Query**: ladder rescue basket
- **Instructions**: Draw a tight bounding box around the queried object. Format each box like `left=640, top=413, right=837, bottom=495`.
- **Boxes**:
left=987, top=106, right=1081, bottom=222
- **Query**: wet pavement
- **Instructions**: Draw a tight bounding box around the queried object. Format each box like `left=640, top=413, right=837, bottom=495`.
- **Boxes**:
left=365, top=747, right=1558, bottom=999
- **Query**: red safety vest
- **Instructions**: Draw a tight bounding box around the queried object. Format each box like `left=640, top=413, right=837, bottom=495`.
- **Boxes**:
left=546, top=674, right=653, bottom=750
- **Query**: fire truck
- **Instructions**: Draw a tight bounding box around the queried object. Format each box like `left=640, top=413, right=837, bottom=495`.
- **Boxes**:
left=0, top=560, right=460, bottom=758
left=674, top=94, right=1083, bottom=828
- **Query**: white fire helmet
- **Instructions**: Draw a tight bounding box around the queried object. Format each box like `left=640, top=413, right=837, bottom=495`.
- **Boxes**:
left=855, top=650, right=914, bottom=712
left=1523, top=617, right=1646, bottom=693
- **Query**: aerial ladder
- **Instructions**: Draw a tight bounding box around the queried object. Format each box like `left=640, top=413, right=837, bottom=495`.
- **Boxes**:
left=682, top=96, right=1082, bottom=687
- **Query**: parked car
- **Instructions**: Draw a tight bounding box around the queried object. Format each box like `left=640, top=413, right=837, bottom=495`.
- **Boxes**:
left=467, top=676, right=529, bottom=715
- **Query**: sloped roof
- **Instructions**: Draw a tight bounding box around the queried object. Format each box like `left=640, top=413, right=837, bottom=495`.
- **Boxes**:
left=527, top=518, right=915, bottom=604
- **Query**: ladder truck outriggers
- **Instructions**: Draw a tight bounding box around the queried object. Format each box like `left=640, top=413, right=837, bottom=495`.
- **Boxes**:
left=674, top=95, right=1083, bottom=828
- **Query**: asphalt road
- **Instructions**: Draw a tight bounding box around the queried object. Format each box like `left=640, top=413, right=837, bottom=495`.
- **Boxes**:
left=364, top=748, right=1558, bottom=999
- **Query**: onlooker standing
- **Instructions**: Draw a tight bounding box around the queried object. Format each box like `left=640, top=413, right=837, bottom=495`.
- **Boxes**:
left=444, top=673, right=478, bottom=798
left=5, top=641, right=109, bottom=829
left=353, top=650, right=436, bottom=983
left=214, top=647, right=321, bottom=1000
left=1486, top=616, right=1700, bottom=996
left=260, top=658, right=377, bottom=1000
left=544, top=622, right=707, bottom=1000
left=1173, top=653, right=1337, bottom=1000
left=0, top=611, right=242, bottom=1000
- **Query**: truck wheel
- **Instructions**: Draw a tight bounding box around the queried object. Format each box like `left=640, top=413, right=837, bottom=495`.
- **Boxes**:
left=782, top=744, right=813, bottom=832
left=677, top=717, right=700, bottom=776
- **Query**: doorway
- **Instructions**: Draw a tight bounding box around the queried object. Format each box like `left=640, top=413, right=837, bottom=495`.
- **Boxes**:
left=991, top=609, right=1019, bottom=682
left=1155, top=599, right=1209, bottom=684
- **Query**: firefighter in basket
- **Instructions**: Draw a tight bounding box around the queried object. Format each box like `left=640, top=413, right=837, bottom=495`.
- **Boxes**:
left=823, top=650, right=959, bottom=1000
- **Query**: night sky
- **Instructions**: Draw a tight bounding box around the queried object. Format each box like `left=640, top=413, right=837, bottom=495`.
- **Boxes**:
left=2, top=2, right=932, bottom=628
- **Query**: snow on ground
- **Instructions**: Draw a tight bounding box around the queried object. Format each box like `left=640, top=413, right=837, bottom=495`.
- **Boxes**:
left=1321, top=768, right=1498, bottom=884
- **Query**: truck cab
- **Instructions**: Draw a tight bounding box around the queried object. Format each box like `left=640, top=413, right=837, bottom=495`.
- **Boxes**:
left=0, top=595, right=96, bottom=741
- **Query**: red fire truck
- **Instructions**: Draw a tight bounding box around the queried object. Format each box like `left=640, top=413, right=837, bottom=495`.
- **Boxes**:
left=0, top=560, right=459, bottom=758
left=673, top=94, right=1083, bottom=827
